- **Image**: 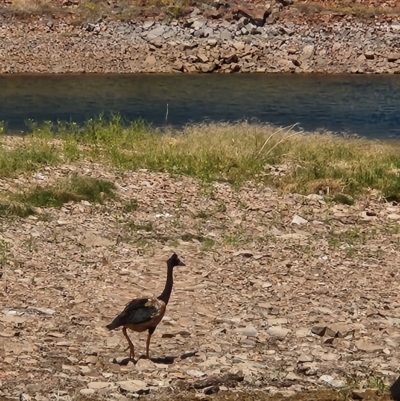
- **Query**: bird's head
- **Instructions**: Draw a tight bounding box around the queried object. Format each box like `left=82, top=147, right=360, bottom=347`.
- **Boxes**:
left=167, top=253, right=186, bottom=268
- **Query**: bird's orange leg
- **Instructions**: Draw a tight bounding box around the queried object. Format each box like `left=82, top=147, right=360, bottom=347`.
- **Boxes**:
left=122, top=327, right=135, bottom=360
left=146, top=327, right=156, bottom=359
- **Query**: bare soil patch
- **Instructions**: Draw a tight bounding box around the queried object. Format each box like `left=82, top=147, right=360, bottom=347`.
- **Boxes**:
left=0, top=0, right=399, bottom=23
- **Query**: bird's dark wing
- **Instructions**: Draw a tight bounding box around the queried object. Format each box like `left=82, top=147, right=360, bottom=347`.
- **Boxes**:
left=391, top=376, right=400, bottom=401
left=106, top=298, right=159, bottom=330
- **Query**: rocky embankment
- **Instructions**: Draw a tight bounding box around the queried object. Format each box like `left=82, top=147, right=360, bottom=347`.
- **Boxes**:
left=0, top=1, right=400, bottom=74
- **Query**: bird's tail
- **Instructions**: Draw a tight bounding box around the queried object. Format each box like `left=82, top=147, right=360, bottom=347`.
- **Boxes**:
left=105, top=314, right=123, bottom=330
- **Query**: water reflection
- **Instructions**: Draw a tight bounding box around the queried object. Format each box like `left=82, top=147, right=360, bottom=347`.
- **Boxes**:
left=0, top=73, right=399, bottom=138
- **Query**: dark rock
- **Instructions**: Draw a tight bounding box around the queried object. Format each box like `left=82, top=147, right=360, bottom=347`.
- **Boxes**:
left=203, top=385, right=220, bottom=395
left=232, top=4, right=271, bottom=27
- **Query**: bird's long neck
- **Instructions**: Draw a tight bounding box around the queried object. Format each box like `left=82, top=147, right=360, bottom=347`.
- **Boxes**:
left=157, top=265, right=173, bottom=305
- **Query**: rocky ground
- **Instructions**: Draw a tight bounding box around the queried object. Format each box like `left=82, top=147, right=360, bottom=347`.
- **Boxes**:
left=0, top=161, right=400, bottom=400
left=0, top=0, right=400, bottom=73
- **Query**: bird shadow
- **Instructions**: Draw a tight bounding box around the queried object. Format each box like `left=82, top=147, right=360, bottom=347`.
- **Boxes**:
left=113, top=350, right=197, bottom=366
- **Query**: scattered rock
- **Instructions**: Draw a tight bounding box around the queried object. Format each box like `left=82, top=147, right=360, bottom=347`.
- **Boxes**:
left=355, top=340, right=384, bottom=353
left=187, top=370, right=206, bottom=378
left=146, top=26, right=165, bottom=41
left=203, top=385, right=220, bottom=395
left=233, top=325, right=258, bottom=337
left=117, top=380, right=149, bottom=394
left=352, top=390, right=367, bottom=399
left=387, top=53, right=400, bottom=62
left=298, top=354, right=314, bottom=363
left=306, top=194, right=324, bottom=201
left=318, top=375, right=346, bottom=389
left=88, top=381, right=114, bottom=390
left=80, top=389, right=95, bottom=396
left=267, top=326, right=290, bottom=340
left=25, top=384, right=43, bottom=393
left=79, top=232, right=114, bottom=247
left=233, top=250, right=253, bottom=257
left=0, top=14, right=398, bottom=74
left=292, top=215, right=308, bottom=225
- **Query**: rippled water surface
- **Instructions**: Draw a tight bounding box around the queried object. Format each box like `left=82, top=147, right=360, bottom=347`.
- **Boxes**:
left=1, top=73, right=400, bottom=138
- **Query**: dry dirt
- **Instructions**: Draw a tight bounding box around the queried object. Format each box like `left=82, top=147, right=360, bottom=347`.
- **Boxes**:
left=0, top=161, right=399, bottom=400
left=0, top=0, right=399, bottom=22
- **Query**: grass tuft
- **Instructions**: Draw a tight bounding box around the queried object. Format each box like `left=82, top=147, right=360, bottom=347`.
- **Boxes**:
left=123, top=199, right=139, bottom=213
left=0, top=201, right=36, bottom=218
left=15, top=175, right=117, bottom=208
left=0, top=132, right=59, bottom=177
left=332, top=193, right=354, bottom=206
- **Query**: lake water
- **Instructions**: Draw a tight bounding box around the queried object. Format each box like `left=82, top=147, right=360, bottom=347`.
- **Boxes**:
left=1, top=73, right=400, bottom=139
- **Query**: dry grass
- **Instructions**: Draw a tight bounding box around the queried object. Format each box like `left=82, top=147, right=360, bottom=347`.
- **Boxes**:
left=294, top=1, right=400, bottom=17
left=0, top=0, right=195, bottom=21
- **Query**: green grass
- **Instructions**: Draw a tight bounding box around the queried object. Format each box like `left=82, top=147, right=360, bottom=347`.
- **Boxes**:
left=0, top=201, right=36, bottom=218
left=123, top=199, right=139, bottom=213
left=2, top=116, right=400, bottom=200
left=13, top=175, right=116, bottom=208
left=368, top=376, right=388, bottom=393
left=0, top=138, right=59, bottom=177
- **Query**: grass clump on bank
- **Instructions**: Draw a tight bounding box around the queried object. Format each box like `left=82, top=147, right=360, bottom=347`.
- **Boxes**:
left=0, top=201, right=36, bottom=218
left=0, top=137, right=59, bottom=177
left=2, top=115, right=400, bottom=200
left=14, top=175, right=116, bottom=209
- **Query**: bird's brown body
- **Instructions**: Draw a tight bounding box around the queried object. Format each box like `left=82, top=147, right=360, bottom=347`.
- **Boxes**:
left=122, top=298, right=166, bottom=333
left=106, top=253, right=185, bottom=360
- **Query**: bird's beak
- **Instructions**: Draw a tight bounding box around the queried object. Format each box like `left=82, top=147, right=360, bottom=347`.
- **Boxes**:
left=178, top=260, right=186, bottom=266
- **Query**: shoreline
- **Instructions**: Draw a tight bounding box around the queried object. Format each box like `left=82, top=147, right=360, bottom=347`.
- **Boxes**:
left=1, top=12, right=400, bottom=75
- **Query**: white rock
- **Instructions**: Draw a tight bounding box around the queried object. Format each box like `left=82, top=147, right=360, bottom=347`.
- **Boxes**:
left=187, top=370, right=206, bottom=378
left=233, top=325, right=258, bottom=337
left=298, top=353, right=314, bottom=363
left=292, top=215, right=308, bottom=225
left=388, top=213, right=400, bottom=220
left=302, top=44, right=315, bottom=59
left=319, top=375, right=346, bottom=388
left=267, top=326, right=290, bottom=340
left=306, top=194, right=323, bottom=200
left=286, top=372, right=301, bottom=381
left=80, top=389, right=95, bottom=396
left=143, top=20, right=155, bottom=30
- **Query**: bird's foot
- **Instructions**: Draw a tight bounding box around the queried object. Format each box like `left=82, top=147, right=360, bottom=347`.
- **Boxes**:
left=124, top=345, right=135, bottom=360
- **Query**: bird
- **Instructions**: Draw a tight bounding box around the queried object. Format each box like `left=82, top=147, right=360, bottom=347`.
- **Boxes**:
left=106, top=253, right=186, bottom=360
left=391, top=375, right=400, bottom=401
